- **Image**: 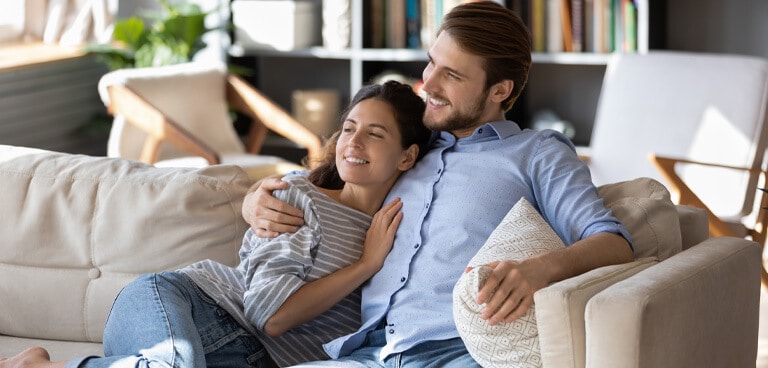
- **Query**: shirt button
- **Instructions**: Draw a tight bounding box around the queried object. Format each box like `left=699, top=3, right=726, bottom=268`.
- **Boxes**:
left=414, top=243, right=420, bottom=249
left=400, top=277, right=406, bottom=282
left=389, top=329, right=395, bottom=334
left=478, top=128, right=483, bottom=134
left=437, top=168, right=442, bottom=174
left=425, top=203, right=430, bottom=209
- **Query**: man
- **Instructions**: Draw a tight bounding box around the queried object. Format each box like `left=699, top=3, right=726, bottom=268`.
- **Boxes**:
left=244, top=2, right=633, bottom=367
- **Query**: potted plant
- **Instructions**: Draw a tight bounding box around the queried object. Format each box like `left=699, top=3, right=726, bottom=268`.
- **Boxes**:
left=85, top=0, right=211, bottom=70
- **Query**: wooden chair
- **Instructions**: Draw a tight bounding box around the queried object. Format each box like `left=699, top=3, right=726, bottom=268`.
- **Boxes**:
left=580, top=51, right=768, bottom=283
left=98, top=61, right=323, bottom=181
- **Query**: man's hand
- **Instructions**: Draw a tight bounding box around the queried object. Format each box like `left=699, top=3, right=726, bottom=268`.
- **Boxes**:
left=472, top=257, right=550, bottom=325
left=472, top=232, right=632, bottom=325
left=242, top=175, right=305, bottom=238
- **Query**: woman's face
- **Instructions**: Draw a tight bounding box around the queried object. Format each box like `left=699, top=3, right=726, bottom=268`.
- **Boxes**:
left=335, top=98, right=411, bottom=188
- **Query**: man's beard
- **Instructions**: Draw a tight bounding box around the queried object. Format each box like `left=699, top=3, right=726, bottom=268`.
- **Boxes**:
left=424, top=88, right=490, bottom=133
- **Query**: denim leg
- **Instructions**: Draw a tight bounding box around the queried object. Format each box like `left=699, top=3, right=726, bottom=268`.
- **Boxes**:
left=395, top=337, right=481, bottom=368
left=70, top=272, right=269, bottom=368
left=292, top=329, right=386, bottom=368
left=291, top=329, right=480, bottom=368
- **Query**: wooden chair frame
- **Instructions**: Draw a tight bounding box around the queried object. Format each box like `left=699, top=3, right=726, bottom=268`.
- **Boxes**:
left=650, top=153, right=768, bottom=283
left=105, top=74, right=323, bottom=167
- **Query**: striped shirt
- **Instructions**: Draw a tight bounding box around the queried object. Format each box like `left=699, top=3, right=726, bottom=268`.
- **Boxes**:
left=180, top=175, right=372, bottom=367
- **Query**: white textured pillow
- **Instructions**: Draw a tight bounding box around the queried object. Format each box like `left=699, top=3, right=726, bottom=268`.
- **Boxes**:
left=453, top=197, right=564, bottom=368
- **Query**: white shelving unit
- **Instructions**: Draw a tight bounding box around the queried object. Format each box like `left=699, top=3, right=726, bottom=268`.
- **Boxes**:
left=229, top=0, right=652, bottom=146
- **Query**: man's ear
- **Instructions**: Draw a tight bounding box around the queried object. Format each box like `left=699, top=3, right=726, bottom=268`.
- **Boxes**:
left=398, top=144, right=420, bottom=171
left=490, top=79, right=514, bottom=104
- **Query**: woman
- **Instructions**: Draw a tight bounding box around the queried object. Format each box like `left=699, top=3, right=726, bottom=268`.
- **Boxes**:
left=0, top=80, right=431, bottom=368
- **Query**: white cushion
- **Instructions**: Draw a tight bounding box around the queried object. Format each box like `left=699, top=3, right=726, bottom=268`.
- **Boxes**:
left=0, top=145, right=252, bottom=342
left=597, top=177, right=682, bottom=260
left=156, top=153, right=306, bottom=181
left=453, top=197, right=564, bottom=367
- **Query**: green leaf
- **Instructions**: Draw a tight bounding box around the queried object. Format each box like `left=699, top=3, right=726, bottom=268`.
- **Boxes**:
left=85, top=1, right=215, bottom=71
left=112, top=17, right=147, bottom=49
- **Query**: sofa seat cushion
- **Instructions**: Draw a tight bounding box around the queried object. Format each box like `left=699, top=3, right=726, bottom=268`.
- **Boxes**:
left=0, top=145, right=253, bottom=343
left=0, top=336, right=102, bottom=361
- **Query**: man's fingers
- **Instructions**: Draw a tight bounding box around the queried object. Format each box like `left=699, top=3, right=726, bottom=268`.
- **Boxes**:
left=256, top=189, right=305, bottom=221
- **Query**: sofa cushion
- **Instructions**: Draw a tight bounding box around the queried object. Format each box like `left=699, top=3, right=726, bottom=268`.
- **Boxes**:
left=453, top=197, right=565, bottom=367
left=597, top=177, right=682, bottom=260
left=0, top=145, right=252, bottom=343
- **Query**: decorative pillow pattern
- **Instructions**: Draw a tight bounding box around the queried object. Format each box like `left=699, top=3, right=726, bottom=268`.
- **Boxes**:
left=453, top=197, right=565, bottom=368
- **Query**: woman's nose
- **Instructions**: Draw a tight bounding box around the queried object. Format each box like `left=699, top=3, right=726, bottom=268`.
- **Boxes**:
left=348, top=132, right=363, bottom=147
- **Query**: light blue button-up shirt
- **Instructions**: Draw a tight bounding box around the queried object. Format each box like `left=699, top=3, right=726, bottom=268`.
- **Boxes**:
left=324, top=121, right=632, bottom=360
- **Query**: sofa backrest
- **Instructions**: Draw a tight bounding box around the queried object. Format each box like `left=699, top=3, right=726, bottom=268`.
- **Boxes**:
left=0, top=145, right=253, bottom=342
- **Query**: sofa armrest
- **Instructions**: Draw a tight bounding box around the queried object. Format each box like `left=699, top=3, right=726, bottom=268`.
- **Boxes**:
left=534, top=257, right=657, bottom=368
left=585, top=237, right=761, bottom=368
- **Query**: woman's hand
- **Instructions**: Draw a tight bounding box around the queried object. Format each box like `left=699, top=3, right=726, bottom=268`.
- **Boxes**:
left=357, top=198, right=403, bottom=274
left=242, top=175, right=305, bottom=238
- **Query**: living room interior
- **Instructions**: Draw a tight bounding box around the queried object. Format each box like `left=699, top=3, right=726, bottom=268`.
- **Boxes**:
left=1, top=0, right=767, bottom=366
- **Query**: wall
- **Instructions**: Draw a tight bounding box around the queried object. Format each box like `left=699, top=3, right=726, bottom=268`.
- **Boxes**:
left=667, top=0, right=768, bottom=58
left=0, top=56, right=109, bottom=155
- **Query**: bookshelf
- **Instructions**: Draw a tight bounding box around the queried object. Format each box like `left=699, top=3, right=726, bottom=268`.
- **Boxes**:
left=229, top=0, right=657, bottom=146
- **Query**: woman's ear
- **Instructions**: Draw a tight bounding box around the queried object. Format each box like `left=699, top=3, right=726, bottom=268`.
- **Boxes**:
left=490, top=79, right=514, bottom=104
left=397, top=144, right=420, bottom=171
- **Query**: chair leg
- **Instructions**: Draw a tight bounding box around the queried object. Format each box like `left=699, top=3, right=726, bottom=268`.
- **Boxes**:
left=762, top=241, right=768, bottom=288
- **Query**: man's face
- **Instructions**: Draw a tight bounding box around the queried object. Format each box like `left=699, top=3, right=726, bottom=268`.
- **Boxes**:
left=421, top=32, right=495, bottom=138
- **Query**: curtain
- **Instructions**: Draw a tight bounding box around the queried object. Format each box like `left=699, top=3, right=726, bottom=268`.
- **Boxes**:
left=24, top=0, right=117, bottom=45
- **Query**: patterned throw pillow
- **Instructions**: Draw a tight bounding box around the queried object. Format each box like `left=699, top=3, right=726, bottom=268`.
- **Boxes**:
left=453, top=197, right=565, bottom=368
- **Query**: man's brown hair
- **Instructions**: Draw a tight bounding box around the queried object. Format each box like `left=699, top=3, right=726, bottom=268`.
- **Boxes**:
left=438, top=1, right=533, bottom=111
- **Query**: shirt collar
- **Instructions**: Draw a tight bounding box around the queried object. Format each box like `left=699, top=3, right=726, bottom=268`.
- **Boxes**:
left=436, top=120, right=522, bottom=143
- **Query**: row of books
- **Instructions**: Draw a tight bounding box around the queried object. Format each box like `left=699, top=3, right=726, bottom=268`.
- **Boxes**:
left=362, top=0, right=643, bottom=53
left=522, top=0, right=641, bottom=53
left=363, top=0, right=505, bottom=50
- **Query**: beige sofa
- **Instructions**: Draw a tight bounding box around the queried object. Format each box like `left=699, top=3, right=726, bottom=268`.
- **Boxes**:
left=0, top=144, right=761, bottom=367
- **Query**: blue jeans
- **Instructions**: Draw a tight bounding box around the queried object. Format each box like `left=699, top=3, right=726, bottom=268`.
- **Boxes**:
left=65, top=272, right=270, bottom=368
left=291, top=328, right=481, bottom=368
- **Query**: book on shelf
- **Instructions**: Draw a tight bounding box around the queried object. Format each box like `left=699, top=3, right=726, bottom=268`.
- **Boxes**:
left=406, top=0, right=421, bottom=49
left=386, top=0, right=407, bottom=49
left=511, top=0, right=641, bottom=54
left=364, top=0, right=505, bottom=50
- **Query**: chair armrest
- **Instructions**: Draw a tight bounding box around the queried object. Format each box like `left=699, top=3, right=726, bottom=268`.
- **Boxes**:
left=106, top=84, right=219, bottom=165
left=648, top=153, right=766, bottom=239
left=584, top=237, right=761, bottom=368
left=534, top=257, right=657, bottom=368
left=226, top=75, right=323, bottom=164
